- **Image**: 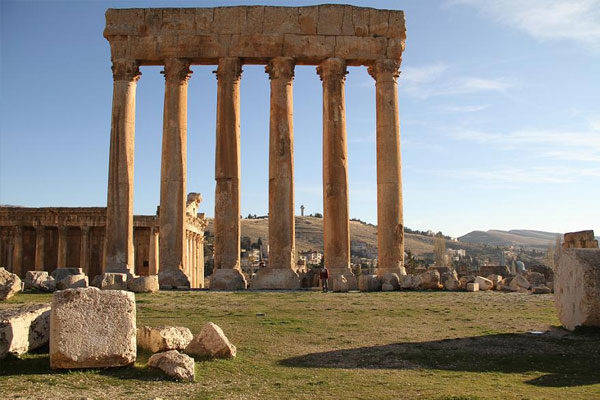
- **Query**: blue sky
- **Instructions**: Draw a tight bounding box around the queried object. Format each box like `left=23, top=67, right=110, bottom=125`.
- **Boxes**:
left=1, top=0, right=599, bottom=238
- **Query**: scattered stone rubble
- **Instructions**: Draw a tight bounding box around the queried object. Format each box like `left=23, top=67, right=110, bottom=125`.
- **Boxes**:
left=0, top=267, right=22, bottom=300
left=148, top=350, right=195, bottom=382
left=137, top=326, right=193, bottom=353
left=1, top=303, right=50, bottom=359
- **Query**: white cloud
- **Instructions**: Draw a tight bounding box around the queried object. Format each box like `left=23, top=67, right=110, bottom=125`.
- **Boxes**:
left=444, top=165, right=600, bottom=184
left=400, top=63, right=513, bottom=99
left=449, top=124, right=600, bottom=162
left=449, top=0, right=600, bottom=50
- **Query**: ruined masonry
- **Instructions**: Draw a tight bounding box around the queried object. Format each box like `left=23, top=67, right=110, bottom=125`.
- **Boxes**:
left=103, top=5, right=407, bottom=289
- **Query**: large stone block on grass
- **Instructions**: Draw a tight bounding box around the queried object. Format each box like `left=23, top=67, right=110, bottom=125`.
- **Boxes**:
left=137, top=326, right=193, bottom=353
left=128, top=275, right=159, bottom=293
left=418, top=270, right=442, bottom=290
left=0, top=268, right=21, bottom=301
left=475, top=276, right=494, bottom=291
left=148, top=350, right=195, bottom=382
left=249, top=268, right=301, bottom=289
left=93, top=273, right=128, bottom=290
left=0, top=303, right=50, bottom=359
left=24, top=271, right=56, bottom=292
left=185, top=322, right=236, bottom=359
left=555, top=248, right=600, bottom=331
left=358, top=274, right=381, bottom=292
left=158, top=269, right=190, bottom=289
left=56, top=274, right=88, bottom=290
left=210, top=269, right=247, bottom=290
left=50, top=287, right=136, bottom=369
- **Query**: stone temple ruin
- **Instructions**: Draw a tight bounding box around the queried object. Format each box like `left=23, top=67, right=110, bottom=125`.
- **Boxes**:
left=102, top=5, right=407, bottom=289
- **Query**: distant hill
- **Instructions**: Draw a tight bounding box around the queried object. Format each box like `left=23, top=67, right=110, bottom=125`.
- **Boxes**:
left=459, top=229, right=562, bottom=249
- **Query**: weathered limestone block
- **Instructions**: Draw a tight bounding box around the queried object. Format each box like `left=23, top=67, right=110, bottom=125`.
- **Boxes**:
left=137, top=326, right=193, bottom=353
left=497, top=277, right=518, bottom=292
left=418, top=270, right=442, bottom=290
left=148, top=350, right=195, bottom=382
left=466, top=282, right=479, bottom=292
left=442, top=275, right=460, bottom=291
left=50, top=287, right=136, bottom=369
left=210, top=269, right=247, bottom=290
left=128, top=276, right=159, bottom=293
left=0, top=268, right=22, bottom=301
left=93, top=273, right=128, bottom=290
left=525, top=271, right=546, bottom=287
left=158, top=269, right=190, bottom=289
left=185, top=322, right=236, bottom=359
left=486, top=274, right=503, bottom=289
left=56, top=274, right=88, bottom=290
left=358, top=274, right=381, bottom=292
left=479, top=265, right=510, bottom=277
left=381, top=283, right=394, bottom=292
left=0, top=303, right=50, bottom=359
left=331, top=275, right=349, bottom=293
left=382, top=273, right=400, bottom=290
left=532, top=285, right=551, bottom=294
left=555, top=248, right=600, bottom=330
left=475, top=276, right=494, bottom=291
left=509, top=275, right=530, bottom=292
left=459, top=275, right=476, bottom=290
left=563, top=230, right=599, bottom=249
left=400, top=274, right=419, bottom=290
left=24, top=271, right=56, bottom=292
left=51, top=268, right=83, bottom=282
left=249, top=269, right=301, bottom=290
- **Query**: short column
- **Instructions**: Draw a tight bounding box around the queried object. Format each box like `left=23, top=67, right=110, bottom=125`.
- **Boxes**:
left=80, top=226, right=90, bottom=275
left=197, top=235, right=205, bottom=288
left=34, top=225, right=45, bottom=271
left=368, top=59, right=405, bottom=276
left=211, top=57, right=247, bottom=290
left=12, top=226, right=23, bottom=277
left=57, top=226, right=68, bottom=269
left=251, top=57, right=299, bottom=289
left=317, top=58, right=353, bottom=283
left=105, top=59, right=140, bottom=275
left=148, top=226, right=159, bottom=275
left=158, top=58, right=192, bottom=288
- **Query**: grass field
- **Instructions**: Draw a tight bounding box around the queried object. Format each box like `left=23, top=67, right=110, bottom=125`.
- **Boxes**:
left=1, top=290, right=599, bottom=399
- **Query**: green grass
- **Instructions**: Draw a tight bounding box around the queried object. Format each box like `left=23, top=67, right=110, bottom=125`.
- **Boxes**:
left=1, top=290, right=599, bottom=399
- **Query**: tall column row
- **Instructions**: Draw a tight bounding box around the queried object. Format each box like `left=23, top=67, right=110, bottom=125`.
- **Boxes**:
left=103, top=56, right=404, bottom=289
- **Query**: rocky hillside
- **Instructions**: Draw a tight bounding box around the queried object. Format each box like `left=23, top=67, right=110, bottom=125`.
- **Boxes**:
left=459, top=229, right=562, bottom=250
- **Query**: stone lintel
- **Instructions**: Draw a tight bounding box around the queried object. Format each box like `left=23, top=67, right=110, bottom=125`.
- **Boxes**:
left=104, top=5, right=406, bottom=66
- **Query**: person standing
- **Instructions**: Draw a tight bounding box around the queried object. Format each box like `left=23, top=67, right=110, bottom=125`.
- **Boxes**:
left=320, top=265, right=329, bottom=292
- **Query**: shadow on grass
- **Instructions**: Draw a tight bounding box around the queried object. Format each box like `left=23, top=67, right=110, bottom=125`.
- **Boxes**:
left=279, top=328, right=600, bottom=388
left=0, top=351, right=174, bottom=382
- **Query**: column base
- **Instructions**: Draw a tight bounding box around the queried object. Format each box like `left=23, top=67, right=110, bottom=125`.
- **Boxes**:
left=249, top=268, right=300, bottom=290
left=329, top=268, right=358, bottom=291
left=376, top=266, right=407, bottom=277
left=210, top=269, right=247, bottom=290
left=158, top=269, right=190, bottom=289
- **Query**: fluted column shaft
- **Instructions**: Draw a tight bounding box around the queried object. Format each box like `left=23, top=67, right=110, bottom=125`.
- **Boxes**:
left=159, top=58, right=192, bottom=275
left=267, top=57, right=296, bottom=270
left=57, top=226, right=68, bottom=268
left=35, top=225, right=45, bottom=271
left=214, top=57, right=242, bottom=271
left=149, top=226, right=159, bottom=275
left=105, top=59, right=140, bottom=274
left=12, top=226, right=23, bottom=276
left=80, top=226, right=90, bottom=275
left=369, top=59, right=404, bottom=275
left=317, top=58, right=351, bottom=275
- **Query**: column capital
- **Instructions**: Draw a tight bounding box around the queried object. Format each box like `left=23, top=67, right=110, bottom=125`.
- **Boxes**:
left=111, top=59, right=141, bottom=82
left=265, top=57, right=295, bottom=81
left=316, top=58, right=347, bottom=83
left=161, top=58, right=192, bottom=83
left=214, top=57, right=242, bottom=81
left=367, top=59, right=400, bottom=82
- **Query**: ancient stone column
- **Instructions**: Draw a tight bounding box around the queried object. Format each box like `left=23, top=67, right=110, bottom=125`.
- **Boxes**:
left=317, top=58, right=354, bottom=286
left=12, top=225, right=23, bottom=277
left=80, top=226, right=90, bottom=275
left=57, top=226, right=68, bottom=269
left=158, top=58, right=192, bottom=288
left=105, top=59, right=140, bottom=275
left=197, top=235, right=205, bottom=289
left=148, top=226, right=159, bottom=275
left=211, top=57, right=247, bottom=290
left=34, top=225, right=45, bottom=271
left=251, top=57, right=299, bottom=289
left=368, top=59, right=405, bottom=277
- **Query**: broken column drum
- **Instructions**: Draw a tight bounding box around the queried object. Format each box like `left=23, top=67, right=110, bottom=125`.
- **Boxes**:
left=103, top=5, right=407, bottom=289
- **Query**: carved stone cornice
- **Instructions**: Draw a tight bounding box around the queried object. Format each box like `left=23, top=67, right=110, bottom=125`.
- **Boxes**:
left=214, top=57, right=242, bottom=81
left=161, top=58, right=192, bottom=83
left=265, top=57, right=295, bottom=81
left=111, top=59, right=141, bottom=82
left=367, top=59, right=401, bottom=82
left=316, top=58, right=347, bottom=83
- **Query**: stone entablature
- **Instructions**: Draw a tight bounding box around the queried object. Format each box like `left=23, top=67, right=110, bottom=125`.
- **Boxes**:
left=104, top=5, right=406, bottom=65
